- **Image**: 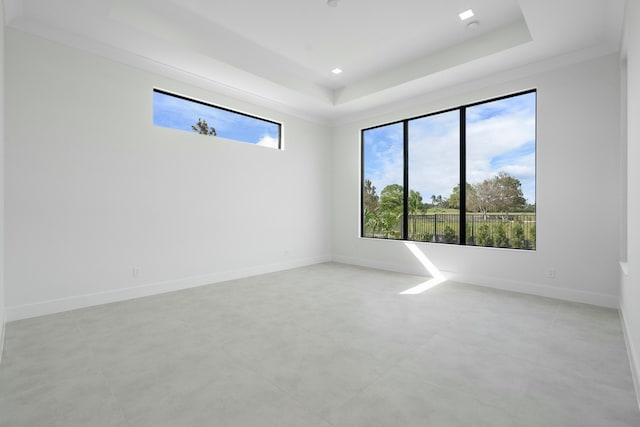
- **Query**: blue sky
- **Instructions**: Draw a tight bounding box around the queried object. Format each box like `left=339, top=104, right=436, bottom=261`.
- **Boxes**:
left=363, top=92, right=536, bottom=205
left=363, top=123, right=404, bottom=190
left=153, top=91, right=280, bottom=148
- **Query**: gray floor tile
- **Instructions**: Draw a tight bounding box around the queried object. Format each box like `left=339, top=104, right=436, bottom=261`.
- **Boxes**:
left=327, top=366, right=515, bottom=427
left=398, top=333, right=536, bottom=413
left=222, top=321, right=388, bottom=415
left=0, top=373, right=128, bottom=427
left=0, top=262, right=638, bottom=426
left=516, top=366, right=640, bottom=427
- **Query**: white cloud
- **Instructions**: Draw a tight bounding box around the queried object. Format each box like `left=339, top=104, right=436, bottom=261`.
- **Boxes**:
left=408, top=125, right=460, bottom=198
left=466, top=113, right=536, bottom=202
left=365, top=113, right=461, bottom=199
left=367, top=143, right=403, bottom=192
left=467, top=115, right=534, bottom=160
left=256, top=135, right=279, bottom=149
left=365, top=106, right=536, bottom=203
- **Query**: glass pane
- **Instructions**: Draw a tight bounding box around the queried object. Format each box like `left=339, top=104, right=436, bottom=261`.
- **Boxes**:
left=362, top=123, right=404, bottom=239
left=408, top=110, right=460, bottom=243
left=466, top=92, right=536, bottom=249
left=153, top=90, right=281, bottom=149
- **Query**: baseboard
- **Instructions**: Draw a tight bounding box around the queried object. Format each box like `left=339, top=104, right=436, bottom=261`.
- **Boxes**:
left=445, top=271, right=619, bottom=308
left=5, top=255, right=332, bottom=322
left=332, top=255, right=619, bottom=308
left=620, top=307, right=640, bottom=412
left=332, top=255, right=434, bottom=277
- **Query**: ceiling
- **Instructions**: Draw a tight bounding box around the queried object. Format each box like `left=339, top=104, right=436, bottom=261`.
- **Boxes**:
left=4, top=0, right=627, bottom=123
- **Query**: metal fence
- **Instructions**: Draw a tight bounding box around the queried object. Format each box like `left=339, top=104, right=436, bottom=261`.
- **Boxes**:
left=409, top=213, right=536, bottom=249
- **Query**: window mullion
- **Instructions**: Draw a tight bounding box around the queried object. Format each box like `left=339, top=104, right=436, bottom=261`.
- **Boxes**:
left=459, top=107, right=466, bottom=245
left=403, top=120, right=409, bottom=241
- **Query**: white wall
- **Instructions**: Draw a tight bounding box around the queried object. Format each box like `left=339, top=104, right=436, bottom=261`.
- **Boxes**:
left=332, top=53, right=621, bottom=308
left=4, top=29, right=332, bottom=320
left=621, top=0, right=640, bottom=407
left=0, top=0, right=6, bottom=360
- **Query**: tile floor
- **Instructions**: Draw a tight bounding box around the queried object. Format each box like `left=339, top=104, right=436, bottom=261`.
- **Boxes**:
left=0, top=262, right=638, bottom=426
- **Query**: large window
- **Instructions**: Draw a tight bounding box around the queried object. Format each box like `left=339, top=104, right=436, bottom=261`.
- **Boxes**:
left=153, top=89, right=282, bottom=149
left=362, top=90, right=536, bottom=250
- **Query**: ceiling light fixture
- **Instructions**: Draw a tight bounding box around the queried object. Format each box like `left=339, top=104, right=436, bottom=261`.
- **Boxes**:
left=327, top=0, right=339, bottom=7
left=459, top=9, right=474, bottom=21
left=331, top=68, right=343, bottom=75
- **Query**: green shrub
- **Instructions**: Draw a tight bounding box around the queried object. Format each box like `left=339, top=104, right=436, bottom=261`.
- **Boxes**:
left=444, top=226, right=457, bottom=243
left=530, top=224, right=536, bottom=249
left=494, top=222, right=508, bottom=247
left=476, top=224, right=491, bottom=246
left=466, top=224, right=474, bottom=244
left=415, top=232, right=433, bottom=242
left=511, top=220, right=525, bottom=248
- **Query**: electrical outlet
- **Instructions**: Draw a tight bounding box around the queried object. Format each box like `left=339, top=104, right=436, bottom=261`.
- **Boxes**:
left=133, top=267, right=140, bottom=278
left=545, top=268, right=556, bottom=279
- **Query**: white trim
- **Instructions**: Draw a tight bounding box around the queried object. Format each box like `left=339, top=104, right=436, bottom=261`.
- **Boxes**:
left=445, top=271, right=619, bottom=308
left=332, top=255, right=619, bottom=308
left=5, top=256, right=331, bottom=322
left=332, top=255, right=433, bottom=277
left=620, top=307, right=640, bottom=412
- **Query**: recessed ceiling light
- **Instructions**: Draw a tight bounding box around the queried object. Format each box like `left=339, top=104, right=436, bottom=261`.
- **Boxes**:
left=459, top=9, right=474, bottom=21
left=467, top=21, right=479, bottom=31
left=331, top=68, right=343, bottom=75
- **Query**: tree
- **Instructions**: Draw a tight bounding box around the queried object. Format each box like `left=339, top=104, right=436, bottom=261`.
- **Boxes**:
left=448, top=183, right=475, bottom=211
left=380, top=184, right=404, bottom=214
left=439, top=196, right=450, bottom=209
left=363, top=208, right=381, bottom=237
left=472, top=179, right=496, bottom=220
left=363, top=180, right=379, bottom=214
left=379, top=184, right=404, bottom=238
left=363, top=180, right=381, bottom=237
left=192, top=118, right=216, bottom=136
left=491, top=172, right=526, bottom=219
left=408, top=189, right=423, bottom=238
left=429, top=194, right=447, bottom=209
left=471, top=172, right=526, bottom=219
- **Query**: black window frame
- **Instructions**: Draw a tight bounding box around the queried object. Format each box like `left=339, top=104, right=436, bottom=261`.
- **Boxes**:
left=153, top=88, right=283, bottom=149
left=361, top=89, right=536, bottom=249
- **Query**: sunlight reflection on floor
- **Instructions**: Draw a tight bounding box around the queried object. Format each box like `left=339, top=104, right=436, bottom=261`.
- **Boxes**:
left=400, top=243, right=446, bottom=295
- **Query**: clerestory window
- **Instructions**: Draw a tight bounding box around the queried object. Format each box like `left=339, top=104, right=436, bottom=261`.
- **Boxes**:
left=153, top=89, right=282, bottom=149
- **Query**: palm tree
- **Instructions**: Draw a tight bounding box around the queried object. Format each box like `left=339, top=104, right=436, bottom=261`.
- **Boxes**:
left=408, top=190, right=423, bottom=239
